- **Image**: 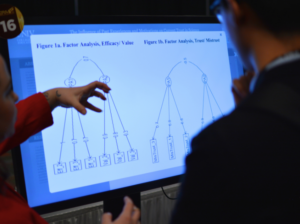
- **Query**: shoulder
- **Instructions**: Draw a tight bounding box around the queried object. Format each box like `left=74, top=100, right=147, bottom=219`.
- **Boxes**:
left=189, top=86, right=299, bottom=166
left=191, top=106, right=252, bottom=151
left=189, top=98, right=278, bottom=159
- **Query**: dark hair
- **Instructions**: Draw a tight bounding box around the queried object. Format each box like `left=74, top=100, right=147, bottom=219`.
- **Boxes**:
left=237, top=0, right=300, bottom=35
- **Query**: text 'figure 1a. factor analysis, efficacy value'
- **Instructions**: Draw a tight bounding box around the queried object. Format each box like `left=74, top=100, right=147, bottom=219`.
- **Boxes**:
left=54, top=57, right=139, bottom=175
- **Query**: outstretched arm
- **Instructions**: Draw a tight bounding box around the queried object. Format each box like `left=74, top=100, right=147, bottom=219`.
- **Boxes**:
left=43, top=81, right=111, bottom=114
left=0, top=81, right=111, bottom=155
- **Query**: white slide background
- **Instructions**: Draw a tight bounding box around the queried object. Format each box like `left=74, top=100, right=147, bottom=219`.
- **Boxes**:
left=31, top=31, right=234, bottom=193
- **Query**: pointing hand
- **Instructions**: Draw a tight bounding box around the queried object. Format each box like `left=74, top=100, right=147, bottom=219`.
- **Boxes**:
left=43, top=81, right=111, bottom=114
left=231, top=71, right=255, bottom=106
left=102, top=197, right=141, bottom=224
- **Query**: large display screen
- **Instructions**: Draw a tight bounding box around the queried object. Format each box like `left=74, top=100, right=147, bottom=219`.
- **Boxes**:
left=7, top=23, right=244, bottom=208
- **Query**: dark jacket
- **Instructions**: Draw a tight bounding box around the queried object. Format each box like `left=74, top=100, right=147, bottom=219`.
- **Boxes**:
left=170, top=59, right=300, bottom=224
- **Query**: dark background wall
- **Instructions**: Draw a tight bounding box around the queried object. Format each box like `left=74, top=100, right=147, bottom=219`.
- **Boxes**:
left=5, top=0, right=215, bottom=17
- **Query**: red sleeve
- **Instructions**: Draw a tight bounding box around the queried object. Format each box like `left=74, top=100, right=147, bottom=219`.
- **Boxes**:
left=0, top=93, right=53, bottom=155
left=0, top=183, right=49, bottom=224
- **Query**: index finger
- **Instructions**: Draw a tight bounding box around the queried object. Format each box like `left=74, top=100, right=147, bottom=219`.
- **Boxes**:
left=88, top=81, right=111, bottom=93
left=122, top=196, right=134, bottom=218
left=231, top=86, right=242, bottom=106
left=232, top=79, right=247, bottom=97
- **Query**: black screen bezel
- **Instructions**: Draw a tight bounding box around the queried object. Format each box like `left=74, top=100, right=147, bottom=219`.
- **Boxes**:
left=2, top=15, right=219, bottom=215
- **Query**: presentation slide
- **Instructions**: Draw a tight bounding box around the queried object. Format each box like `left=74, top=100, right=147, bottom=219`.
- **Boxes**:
left=30, top=31, right=234, bottom=193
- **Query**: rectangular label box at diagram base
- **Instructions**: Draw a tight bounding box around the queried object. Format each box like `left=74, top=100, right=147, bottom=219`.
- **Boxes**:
left=183, top=133, right=190, bottom=155
left=114, top=152, right=125, bottom=164
left=85, top=157, right=97, bottom=169
left=99, top=154, right=111, bottom=167
left=53, top=163, right=67, bottom=175
left=70, top=160, right=82, bottom=172
left=127, top=149, right=138, bottom=162
left=150, top=139, right=159, bottom=163
left=167, top=136, right=176, bottom=160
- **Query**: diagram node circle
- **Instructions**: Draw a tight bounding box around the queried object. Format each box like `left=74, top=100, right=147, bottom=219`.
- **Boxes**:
left=64, top=78, right=76, bottom=87
left=100, top=75, right=110, bottom=84
left=165, top=77, right=172, bottom=87
left=202, top=74, right=208, bottom=84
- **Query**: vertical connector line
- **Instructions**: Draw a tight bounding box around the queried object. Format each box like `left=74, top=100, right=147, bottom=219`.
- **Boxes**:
left=104, top=95, right=106, bottom=155
left=168, top=87, right=171, bottom=137
left=207, top=84, right=223, bottom=116
left=167, top=61, right=182, bottom=77
left=170, top=87, right=186, bottom=133
left=206, top=84, right=214, bottom=121
left=71, top=108, right=75, bottom=139
left=77, top=112, right=91, bottom=158
left=110, top=93, right=132, bottom=150
left=69, top=59, right=82, bottom=78
left=189, top=61, right=204, bottom=74
left=71, top=108, right=76, bottom=160
left=89, top=59, right=105, bottom=76
left=109, top=93, right=125, bottom=130
left=201, top=83, right=206, bottom=130
left=157, top=86, right=168, bottom=123
left=107, top=93, right=120, bottom=153
left=59, top=108, right=68, bottom=163
left=153, top=86, right=168, bottom=139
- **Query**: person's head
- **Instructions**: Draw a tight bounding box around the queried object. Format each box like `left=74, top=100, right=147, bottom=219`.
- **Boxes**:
left=0, top=55, right=19, bottom=142
left=211, top=0, right=300, bottom=72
